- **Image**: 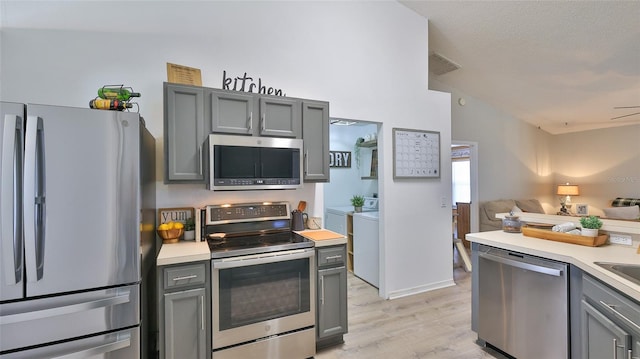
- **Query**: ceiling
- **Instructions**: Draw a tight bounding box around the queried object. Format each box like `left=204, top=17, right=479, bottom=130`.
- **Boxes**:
left=400, top=1, right=640, bottom=134
left=1, top=1, right=639, bottom=135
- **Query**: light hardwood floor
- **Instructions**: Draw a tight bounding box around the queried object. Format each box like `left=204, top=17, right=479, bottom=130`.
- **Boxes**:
left=315, top=257, right=504, bottom=359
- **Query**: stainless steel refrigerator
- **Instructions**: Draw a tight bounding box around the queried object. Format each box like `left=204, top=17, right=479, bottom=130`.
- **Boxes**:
left=0, top=102, right=156, bottom=357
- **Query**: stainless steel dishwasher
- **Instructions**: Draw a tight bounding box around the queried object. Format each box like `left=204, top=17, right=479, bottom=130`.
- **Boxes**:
left=477, top=245, right=569, bottom=359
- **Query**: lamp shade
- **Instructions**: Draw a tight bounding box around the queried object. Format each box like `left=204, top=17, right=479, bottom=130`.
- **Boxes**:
left=557, top=184, right=580, bottom=196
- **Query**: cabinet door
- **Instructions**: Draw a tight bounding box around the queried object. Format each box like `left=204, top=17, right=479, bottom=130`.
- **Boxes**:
left=302, top=100, right=330, bottom=182
left=208, top=89, right=255, bottom=135
left=317, top=266, right=348, bottom=339
left=164, top=288, right=207, bottom=359
left=259, top=97, right=301, bottom=138
left=582, top=300, right=630, bottom=359
left=164, top=83, right=207, bottom=182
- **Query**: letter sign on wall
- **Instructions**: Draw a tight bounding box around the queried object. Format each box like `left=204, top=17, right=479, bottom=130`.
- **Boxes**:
left=329, top=151, right=351, bottom=168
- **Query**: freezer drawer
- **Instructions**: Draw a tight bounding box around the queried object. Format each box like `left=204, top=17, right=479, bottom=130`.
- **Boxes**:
left=0, top=327, right=139, bottom=358
left=0, top=284, right=139, bottom=353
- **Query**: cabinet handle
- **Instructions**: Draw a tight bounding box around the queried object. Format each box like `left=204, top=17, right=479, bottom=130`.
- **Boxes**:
left=628, top=349, right=632, bottom=359
left=614, top=338, right=626, bottom=359
left=172, top=275, right=197, bottom=281
left=200, top=295, right=205, bottom=331
left=600, top=301, right=640, bottom=332
left=261, top=113, right=266, bottom=132
left=304, top=150, right=309, bottom=175
left=325, top=255, right=342, bottom=261
left=248, top=112, right=253, bottom=132
left=320, top=276, right=325, bottom=305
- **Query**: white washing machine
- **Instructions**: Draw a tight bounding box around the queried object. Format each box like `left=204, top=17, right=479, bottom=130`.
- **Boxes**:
left=353, top=207, right=379, bottom=288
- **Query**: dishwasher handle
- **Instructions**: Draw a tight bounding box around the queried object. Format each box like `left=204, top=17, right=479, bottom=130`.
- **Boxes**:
left=479, top=251, right=563, bottom=277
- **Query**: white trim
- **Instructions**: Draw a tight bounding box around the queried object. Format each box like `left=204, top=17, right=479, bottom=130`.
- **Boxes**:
left=387, top=279, right=455, bottom=300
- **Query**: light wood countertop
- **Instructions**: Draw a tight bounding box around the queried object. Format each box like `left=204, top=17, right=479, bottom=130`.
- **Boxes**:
left=156, top=240, right=210, bottom=266
left=467, top=230, right=640, bottom=300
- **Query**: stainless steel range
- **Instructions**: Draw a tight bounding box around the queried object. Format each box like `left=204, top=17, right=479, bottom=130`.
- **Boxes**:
left=201, top=202, right=316, bottom=359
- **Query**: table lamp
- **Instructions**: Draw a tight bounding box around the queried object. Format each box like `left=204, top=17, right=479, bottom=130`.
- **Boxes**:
left=557, top=183, right=579, bottom=214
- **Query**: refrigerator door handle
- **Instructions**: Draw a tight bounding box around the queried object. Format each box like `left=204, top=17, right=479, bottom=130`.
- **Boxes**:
left=50, top=335, right=131, bottom=359
left=0, top=290, right=131, bottom=325
left=24, top=115, right=46, bottom=282
left=1, top=114, right=24, bottom=285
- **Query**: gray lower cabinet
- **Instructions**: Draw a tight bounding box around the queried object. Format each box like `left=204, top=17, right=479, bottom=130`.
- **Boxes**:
left=158, top=262, right=210, bottom=359
left=302, top=100, right=330, bottom=182
left=163, top=82, right=208, bottom=183
left=581, top=274, right=640, bottom=359
left=316, top=245, right=348, bottom=349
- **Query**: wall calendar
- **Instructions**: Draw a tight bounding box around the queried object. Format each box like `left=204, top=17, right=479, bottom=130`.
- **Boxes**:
left=392, top=128, right=441, bottom=179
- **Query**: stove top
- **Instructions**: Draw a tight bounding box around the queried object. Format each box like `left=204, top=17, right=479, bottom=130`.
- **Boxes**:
left=207, top=231, right=313, bottom=259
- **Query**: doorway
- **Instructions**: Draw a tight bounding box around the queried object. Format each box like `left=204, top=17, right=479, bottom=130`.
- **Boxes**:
left=451, top=141, right=478, bottom=272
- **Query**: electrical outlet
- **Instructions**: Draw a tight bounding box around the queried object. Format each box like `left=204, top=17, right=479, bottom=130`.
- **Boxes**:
left=609, top=233, right=633, bottom=246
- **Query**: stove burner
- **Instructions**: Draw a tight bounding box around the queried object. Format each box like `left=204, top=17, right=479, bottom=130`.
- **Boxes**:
left=206, top=231, right=313, bottom=259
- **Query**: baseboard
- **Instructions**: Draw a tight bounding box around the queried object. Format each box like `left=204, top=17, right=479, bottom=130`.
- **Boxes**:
left=387, top=279, right=455, bottom=300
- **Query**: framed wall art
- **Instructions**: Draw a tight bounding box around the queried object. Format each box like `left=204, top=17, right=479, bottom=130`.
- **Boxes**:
left=158, top=207, right=195, bottom=225
left=393, top=128, right=441, bottom=179
left=575, top=203, right=589, bottom=216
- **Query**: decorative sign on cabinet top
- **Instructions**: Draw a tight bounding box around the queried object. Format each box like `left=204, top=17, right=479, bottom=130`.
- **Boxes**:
left=222, top=70, right=286, bottom=96
left=392, top=128, right=441, bottom=179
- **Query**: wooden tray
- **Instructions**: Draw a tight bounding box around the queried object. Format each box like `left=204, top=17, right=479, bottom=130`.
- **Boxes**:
left=522, top=227, right=608, bottom=247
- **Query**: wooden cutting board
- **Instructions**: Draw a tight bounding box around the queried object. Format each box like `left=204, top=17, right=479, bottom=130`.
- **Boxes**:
left=298, top=230, right=344, bottom=241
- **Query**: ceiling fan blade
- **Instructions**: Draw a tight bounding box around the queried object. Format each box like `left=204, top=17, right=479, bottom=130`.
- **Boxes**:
left=611, top=111, right=640, bottom=120
left=614, top=106, right=640, bottom=109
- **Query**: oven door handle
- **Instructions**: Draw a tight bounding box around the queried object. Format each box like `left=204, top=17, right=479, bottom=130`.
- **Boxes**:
left=213, top=249, right=314, bottom=269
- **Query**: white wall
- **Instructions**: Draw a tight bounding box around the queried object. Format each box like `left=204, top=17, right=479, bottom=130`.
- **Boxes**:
left=432, top=79, right=640, bottom=218
left=552, top=124, right=640, bottom=216
left=1, top=1, right=453, bottom=299
left=432, top=80, right=556, bottom=209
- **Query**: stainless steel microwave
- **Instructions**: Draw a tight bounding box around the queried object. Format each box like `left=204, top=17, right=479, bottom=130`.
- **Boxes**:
left=207, top=134, right=303, bottom=191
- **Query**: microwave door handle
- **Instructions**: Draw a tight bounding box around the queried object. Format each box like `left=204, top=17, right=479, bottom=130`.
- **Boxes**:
left=1, top=114, right=24, bottom=285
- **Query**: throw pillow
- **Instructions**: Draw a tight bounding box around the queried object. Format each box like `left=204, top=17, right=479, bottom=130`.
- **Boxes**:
left=484, top=199, right=516, bottom=220
left=603, top=206, right=640, bottom=220
left=515, top=199, right=545, bottom=213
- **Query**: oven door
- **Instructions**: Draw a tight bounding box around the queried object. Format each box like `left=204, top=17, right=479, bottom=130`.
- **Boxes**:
left=211, top=248, right=315, bottom=349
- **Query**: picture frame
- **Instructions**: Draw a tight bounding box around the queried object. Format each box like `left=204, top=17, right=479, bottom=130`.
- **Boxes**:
left=575, top=203, right=589, bottom=216
left=158, top=207, right=195, bottom=225
left=392, top=128, right=441, bottom=179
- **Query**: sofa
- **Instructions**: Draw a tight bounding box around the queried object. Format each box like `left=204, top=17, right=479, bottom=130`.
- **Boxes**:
left=479, top=199, right=545, bottom=231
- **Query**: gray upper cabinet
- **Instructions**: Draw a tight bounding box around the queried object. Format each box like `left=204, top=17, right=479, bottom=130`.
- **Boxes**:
left=302, top=100, right=330, bottom=182
left=208, top=89, right=255, bottom=135
left=164, top=82, right=208, bottom=183
left=259, top=96, right=301, bottom=138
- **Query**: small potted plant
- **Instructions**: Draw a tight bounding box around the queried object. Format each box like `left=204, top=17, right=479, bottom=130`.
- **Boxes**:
left=351, top=195, right=365, bottom=212
left=183, top=217, right=196, bottom=240
left=579, top=215, right=602, bottom=237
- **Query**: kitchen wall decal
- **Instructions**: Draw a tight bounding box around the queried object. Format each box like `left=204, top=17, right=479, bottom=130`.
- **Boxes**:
left=166, top=62, right=202, bottom=86
left=330, top=151, right=352, bottom=168
left=222, top=70, right=286, bottom=96
left=393, top=128, right=441, bottom=179
left=158, top=207, right=195, bottom=225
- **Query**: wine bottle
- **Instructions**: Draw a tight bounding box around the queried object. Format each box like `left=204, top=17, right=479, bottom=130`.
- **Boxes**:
left=97, top=87, right=141, bottom=101
left=89, top=99, right=132, bottom=111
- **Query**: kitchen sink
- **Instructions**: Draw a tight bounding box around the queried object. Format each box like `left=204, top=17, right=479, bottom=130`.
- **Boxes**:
left=595, top=262, right=640, bottom=286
